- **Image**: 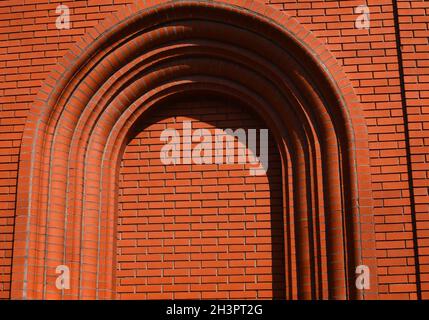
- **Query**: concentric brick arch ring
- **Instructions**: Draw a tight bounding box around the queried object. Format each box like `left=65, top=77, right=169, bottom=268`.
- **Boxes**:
left=12, top=0, right=378, bottom=300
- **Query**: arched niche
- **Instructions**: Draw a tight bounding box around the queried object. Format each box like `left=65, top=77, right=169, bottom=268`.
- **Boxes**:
left=12, top=0, right=377, bottom=300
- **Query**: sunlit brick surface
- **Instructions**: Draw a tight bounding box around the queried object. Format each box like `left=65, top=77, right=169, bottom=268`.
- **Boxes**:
left=116, top=101, right=285, bottom=299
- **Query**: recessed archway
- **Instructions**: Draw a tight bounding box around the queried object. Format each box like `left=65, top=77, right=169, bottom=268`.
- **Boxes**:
left=11, top=0, right=377, bottom=300
left=116, top=98, right=285, bottom=299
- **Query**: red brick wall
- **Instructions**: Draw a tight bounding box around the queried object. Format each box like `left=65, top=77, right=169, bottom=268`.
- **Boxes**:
left=395, top=0, right=429, bottom=297
left=273, top=0, right=427, bottom=299
left=0, top=0, right=428, bottom=299
left=0, top=0, right=136, bottom=299
left=116, top=100, right=285, bottom=299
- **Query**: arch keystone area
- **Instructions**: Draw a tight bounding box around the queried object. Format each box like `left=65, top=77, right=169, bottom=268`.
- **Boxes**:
left=12, top=0, right=378, bottom=300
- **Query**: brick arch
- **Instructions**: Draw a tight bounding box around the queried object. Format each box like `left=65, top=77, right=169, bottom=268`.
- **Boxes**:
left=11, top=0, right=377, bottom=299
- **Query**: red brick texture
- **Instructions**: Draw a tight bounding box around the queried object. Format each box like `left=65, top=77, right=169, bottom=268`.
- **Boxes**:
left=0, top=0, right=427, bottom=300
left=116, top=101, right=284, bottom=299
